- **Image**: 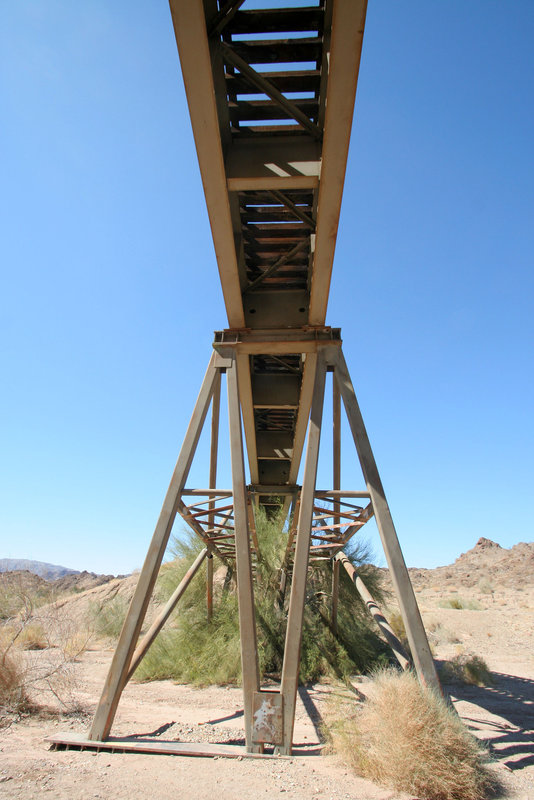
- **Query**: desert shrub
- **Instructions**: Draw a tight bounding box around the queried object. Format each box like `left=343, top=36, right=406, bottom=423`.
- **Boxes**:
left=439, top=596, right=481, bottom=611
left=426, top=621, right=460, bottom=646
left=17, top=622, right=47, bottom=650
left=327, top=669, right=496, bottom=800
left=0, top=602, right=89, bottom=721
left=477, top=578, right=493, bottom=595
left=0, top=648, right=30, bottom=720
left=439, top=653, right=493, bottom=687
left=135, top=509, right=388, bottom=685
left=88, top=595, right=128, bottom=640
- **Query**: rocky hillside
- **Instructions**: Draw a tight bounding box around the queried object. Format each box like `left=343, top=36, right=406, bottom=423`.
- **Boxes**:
left=0, top=558, right=79, bottom=580
left=408, top=538, right=534, bottom=591
left=0, top=569, right=119, bottom=620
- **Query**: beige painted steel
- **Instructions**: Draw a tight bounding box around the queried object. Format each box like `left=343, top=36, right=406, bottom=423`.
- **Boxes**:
left=220, top=44, right=322, bottom=140
left=227, top=175, right=319, bottom=192
left=227, top=355, right=261, bottom=752
left=252, top=691, right=284, bottom=745
left=168, top=0, right=244, bottom=328
left=89, top=354, right=220, bottom=740
left=331, top=349, right=440, bottom=692
left=127, top=548, right=208, bottom=681
left=335, top=553, right=411, bottom=672
left=207, top=375, right=221, bottom=621
left=309, top=0, right=368, bottom=324
left=280, top=354, right=327, bottom=755
left=236, top=352, right=259, bottom=484
left=288, top=352, right=318, bottom=484
left=226, top=139, right=320, bottom=191
left=331, top=557, right=340, bottom=634
left=331, top=377, right=341, bottom=630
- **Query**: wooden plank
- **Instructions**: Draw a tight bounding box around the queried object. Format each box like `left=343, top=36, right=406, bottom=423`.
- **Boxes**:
left=309, top=0, right=368, bottom=324
left=332, top=349, right=440, bottom=692
left=46, top=733, right=287, bottom=760
left=227, top=355, right=261, bottom=752
left=89, top=354, right=220, bottom=741
left=127, top=548, right=208, bottom=680
left=280, top=354, right=327, bottom=755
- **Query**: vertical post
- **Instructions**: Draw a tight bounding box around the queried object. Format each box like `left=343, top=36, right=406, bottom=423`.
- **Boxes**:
left=207, top=373, right=221, bottom=622
left=331, top=559, right=340, bottom=635
left=331, top=375, right=341, bottom=632
left=280, top=353, right=327, bottom=755
left=227, top=353, right=261, bottom=752
left=332, top=348, right=440, bottom=692
left=89, top=354, right=220, bottom=740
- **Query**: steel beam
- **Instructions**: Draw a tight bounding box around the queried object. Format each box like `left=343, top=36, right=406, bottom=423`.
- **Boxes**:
left=331, top=348, right=440, bottom=692
left=89, top=353, right=220, bottom=740
left=309, top=0, right=368, bottom=324
left=169, top=0, right=245, bottom=327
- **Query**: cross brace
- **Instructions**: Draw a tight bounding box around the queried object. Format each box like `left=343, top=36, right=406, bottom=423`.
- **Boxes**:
left=84, top=332, right=439, bottom=756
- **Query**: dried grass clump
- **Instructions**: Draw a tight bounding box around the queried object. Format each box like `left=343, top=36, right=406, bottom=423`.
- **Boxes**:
left=17, top=622, right=47, bottom=650
left=0, top=649, right=30, bottom=721
left=439, top=596, right=482, bottom=611
left=440, top=653, right=493, bottom=687
left=329, top=669, right=496, bottom=800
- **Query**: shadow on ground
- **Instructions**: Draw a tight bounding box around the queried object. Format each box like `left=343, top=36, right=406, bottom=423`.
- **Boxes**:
left=446, top=671, right=534, bottom=772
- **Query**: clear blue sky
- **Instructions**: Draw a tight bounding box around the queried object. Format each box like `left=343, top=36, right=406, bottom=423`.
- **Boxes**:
left=1, top=1, right=533, bottom=575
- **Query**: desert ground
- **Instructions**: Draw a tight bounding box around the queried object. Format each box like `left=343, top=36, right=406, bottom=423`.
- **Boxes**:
left=1, top=538, right=533, bottom=800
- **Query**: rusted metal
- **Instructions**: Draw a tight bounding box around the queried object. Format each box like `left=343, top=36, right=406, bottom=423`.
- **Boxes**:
left=83, top=0, right=440, bottom=761
left=335, top=553, right=412, bottom=672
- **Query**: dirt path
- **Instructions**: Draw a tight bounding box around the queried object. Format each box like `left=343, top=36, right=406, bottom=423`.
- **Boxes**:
left=1, top=637, right=533, bottom=800
left=1, top=581, right=533, bottom=799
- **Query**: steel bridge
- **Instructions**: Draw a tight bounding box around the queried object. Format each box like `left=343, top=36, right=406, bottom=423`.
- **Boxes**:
left=48, top=0, right=440, bottom=759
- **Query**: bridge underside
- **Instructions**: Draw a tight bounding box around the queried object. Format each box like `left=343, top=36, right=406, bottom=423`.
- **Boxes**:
left=74, top=0, right=441, bottom=760
left=169, top=0, right=367, bottom=500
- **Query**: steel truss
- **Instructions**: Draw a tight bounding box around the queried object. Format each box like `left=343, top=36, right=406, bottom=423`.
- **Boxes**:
left=71, top=330, right=439, bottom=757
left=47, top=0, right=442, bottom=761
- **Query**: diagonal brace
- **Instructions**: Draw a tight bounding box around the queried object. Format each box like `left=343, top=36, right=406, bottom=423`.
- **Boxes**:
left=220, top=43, right=322, bottom=140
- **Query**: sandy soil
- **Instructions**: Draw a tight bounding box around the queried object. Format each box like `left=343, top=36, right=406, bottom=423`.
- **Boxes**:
left=1, top=600, right=533, bottom=800
left=1, top=553, right=533, bottom=800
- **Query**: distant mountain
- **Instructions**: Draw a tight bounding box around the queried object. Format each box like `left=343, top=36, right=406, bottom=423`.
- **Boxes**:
left=406, top=538, right=534, bottom=590
left=0, top=559, right=79, bottom=581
